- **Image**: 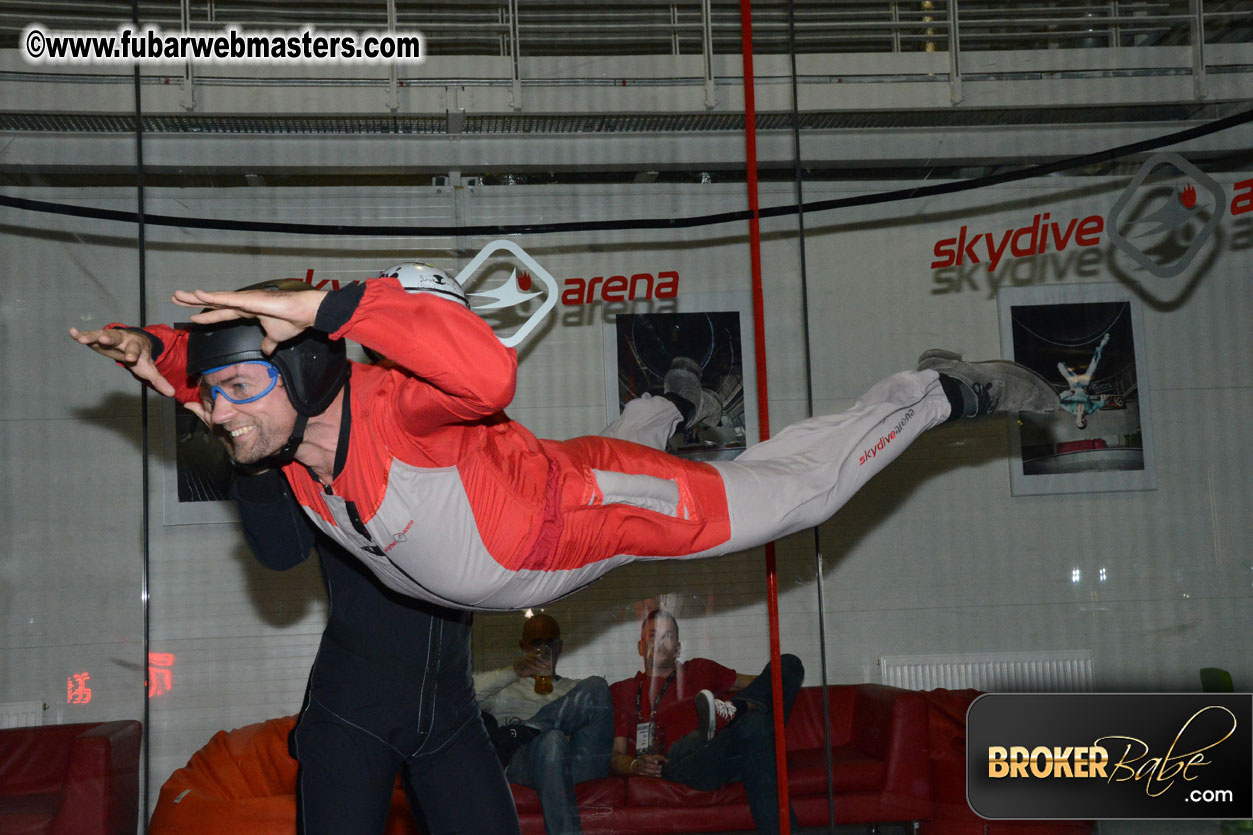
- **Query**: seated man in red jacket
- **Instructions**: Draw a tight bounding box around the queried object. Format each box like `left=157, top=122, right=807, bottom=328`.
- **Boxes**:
left=608, top=610, right=804, bottom=835
left=70, top=273, right=1058, bottom=612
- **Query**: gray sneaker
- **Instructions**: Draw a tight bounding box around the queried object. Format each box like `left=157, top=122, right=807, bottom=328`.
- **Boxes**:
left=918, top=349, right=1060, bottom=417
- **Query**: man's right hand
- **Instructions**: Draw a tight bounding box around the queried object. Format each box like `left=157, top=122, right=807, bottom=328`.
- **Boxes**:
left=69, top=326, right=175, bottom=397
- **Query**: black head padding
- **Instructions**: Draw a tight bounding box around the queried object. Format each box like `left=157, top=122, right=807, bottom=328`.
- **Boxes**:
left=185, top=279, right=348, bottom=417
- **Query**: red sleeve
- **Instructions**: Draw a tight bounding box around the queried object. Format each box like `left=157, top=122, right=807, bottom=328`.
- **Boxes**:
left=327, top=279, right=517, bottom=428
left=680, top=658, right=737, bottom=697
left=106, top=323, right=199, bottom=405
left=706, top=659, right=739, bottom=697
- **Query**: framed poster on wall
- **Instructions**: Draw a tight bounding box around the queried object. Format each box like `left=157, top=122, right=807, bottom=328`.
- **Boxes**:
left=997, top=283, right=1156, bottom=496
left=603, top=292, right=758, bottom=462
left=154, top=301, right=239, bottom=525
left=159, top=394, right=239, bottom=525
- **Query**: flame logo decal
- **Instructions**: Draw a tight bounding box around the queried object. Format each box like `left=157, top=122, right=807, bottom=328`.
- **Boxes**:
left=455, top=240, right=559, bottom=348
left=469, top=268, right=543, bottom=310
left=1105, top=152, right=1226, bottom=279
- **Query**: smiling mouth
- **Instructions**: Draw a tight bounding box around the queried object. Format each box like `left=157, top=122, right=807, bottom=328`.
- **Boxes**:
left=230, top=426, right=255, bottom=439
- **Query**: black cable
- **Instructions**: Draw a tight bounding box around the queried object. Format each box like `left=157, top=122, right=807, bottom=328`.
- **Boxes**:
left=2, top=106, right=1250, bottom=237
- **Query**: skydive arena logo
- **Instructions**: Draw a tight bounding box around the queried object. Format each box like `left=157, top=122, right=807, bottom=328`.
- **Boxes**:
left=967, top=694, right=1253, bottom=820
left=1106, top=152, right=1226, bottom=278
left=455, top=239, right=559, bottom=348
left=292, top=240, right=559, bottom=348
left=926, top=156, right=1250, bottom=297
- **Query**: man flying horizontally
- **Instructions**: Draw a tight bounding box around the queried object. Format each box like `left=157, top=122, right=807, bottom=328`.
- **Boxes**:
left=71, top=270, right=1059, bottom=611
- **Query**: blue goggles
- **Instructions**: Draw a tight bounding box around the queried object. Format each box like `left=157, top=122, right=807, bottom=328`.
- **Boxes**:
left=200, top=361, right=280, bottom=405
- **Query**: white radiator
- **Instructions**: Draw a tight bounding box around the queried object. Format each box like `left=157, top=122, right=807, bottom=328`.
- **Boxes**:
left=879, top=650, right=1094, bottom=692
left=0, top=700, right=45, bottom=728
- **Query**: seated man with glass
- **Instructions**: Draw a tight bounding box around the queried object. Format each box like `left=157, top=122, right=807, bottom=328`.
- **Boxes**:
left=476, top=613, right=613, bottom=835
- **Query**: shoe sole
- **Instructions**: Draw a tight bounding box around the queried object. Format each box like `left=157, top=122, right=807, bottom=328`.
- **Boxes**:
left=695, top=692, right=716, bottom=743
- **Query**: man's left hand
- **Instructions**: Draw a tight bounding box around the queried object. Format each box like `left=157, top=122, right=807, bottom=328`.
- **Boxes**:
left=512, top=649, right=549, bottom=678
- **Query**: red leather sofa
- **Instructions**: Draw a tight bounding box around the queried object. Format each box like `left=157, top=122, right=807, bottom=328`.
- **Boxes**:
left=513, top=683, right=932, bottom=834
left=916, top=690, right=1092, bottom=835
left=0, top=720, right=142, bottom=835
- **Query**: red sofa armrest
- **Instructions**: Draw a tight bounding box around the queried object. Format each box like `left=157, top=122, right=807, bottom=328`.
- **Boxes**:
left=51, top=720, right=142, bottom=835
left=0, top=723, right=85, bottom=794
left=851, top=684, right=931, bottom=808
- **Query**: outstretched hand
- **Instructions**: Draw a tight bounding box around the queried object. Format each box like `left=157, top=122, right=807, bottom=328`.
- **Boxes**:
left=172, top=287, right=327, bottom=355
left=69, top=326, right=175, bottom=397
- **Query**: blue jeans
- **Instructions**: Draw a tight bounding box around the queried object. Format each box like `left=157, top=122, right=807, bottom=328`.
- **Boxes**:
left=505, top=676, right=614, bottom=835
left=663, top=655, right=804, bottom=835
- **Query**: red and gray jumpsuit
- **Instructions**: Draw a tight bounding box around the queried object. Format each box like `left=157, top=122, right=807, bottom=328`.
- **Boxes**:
left=149, top=278, right=953, bottom=612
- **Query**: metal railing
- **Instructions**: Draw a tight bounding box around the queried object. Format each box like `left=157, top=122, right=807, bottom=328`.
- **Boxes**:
left=1, top=1, right=1250, bottom=55
left=0, top=1, right=1248, bottom=116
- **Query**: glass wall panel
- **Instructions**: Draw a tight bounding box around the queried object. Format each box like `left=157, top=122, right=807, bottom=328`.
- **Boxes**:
left=0, top=188, right=147, bottom=821
left=2, top=3, right=1250, bottom=834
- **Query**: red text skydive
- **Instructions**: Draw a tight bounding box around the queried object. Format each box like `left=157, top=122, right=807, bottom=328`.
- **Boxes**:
left=930, top=213, right=1104, bottom=273
left=859, top=408, right=915, bottom=467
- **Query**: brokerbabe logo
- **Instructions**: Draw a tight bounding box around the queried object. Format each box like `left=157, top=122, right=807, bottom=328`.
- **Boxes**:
left=966, top=693, right=1253, bottom=821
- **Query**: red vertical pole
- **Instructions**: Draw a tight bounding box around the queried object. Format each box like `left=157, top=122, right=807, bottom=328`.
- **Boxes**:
left=737, top=2, right=790, bottom=832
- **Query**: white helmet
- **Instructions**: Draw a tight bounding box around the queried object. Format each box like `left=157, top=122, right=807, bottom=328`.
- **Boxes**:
left=380, top=262, right=469, bottom=308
